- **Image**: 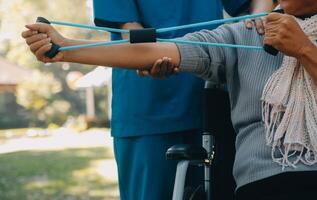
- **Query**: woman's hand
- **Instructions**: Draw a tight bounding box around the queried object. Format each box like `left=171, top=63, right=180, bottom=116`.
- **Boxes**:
left=21, top=23, right=66, bottom=63
left=264, top=13, right=314, bottom=58
left=137, top=57, right=179, bottom=79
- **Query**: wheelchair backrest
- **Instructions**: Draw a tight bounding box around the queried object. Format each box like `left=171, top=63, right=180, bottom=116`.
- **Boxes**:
left=203, top=82, right=236, bottom=200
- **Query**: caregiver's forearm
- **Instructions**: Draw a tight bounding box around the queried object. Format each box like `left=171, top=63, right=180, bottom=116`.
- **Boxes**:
left=299, top=43, right=317, bottom=84
left=62, top=38, right=180, bottom=69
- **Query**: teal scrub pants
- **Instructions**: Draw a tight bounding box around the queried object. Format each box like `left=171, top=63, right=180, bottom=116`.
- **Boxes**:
left=113, top=130, right=203, bottom=200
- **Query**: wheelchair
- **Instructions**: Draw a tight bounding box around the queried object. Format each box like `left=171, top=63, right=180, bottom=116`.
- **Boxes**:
left=166, top=81, right=236, bottom=200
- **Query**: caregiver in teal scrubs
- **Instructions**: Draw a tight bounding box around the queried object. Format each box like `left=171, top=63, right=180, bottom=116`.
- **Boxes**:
left=92, top=0, right=274, bottom=199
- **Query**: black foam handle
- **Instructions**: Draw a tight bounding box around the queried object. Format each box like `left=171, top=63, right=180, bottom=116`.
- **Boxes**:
left=263, top=9, right=284, bottom=56
left=36, top=17, right=60, bottom=58
left=263, top=44, right=279, bottom=56
left=130, top=28, right=157, bottom=43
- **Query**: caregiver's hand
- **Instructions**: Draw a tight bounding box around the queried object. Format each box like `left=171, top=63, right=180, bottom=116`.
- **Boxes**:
left=21, top=23, right=66, bottom=63
left=244, top=0, right=275, bottom=34
left=244, top=17, right=265, bottom=34
left=264, top=13, right=314, bottom=58
left=137, top=57, right=179, bottom=79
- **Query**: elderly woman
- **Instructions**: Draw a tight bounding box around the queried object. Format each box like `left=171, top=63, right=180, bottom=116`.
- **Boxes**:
left=22, top=0, right=317, bottom=199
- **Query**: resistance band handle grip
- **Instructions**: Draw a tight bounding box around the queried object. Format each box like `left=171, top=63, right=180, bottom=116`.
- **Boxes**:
left=36, top=17, right=60, bottom=58
left=263, top=44, right=279, bottom=56
left=130, top=28, right=157, bottom=43
left=263, top=9, right=284, bottom=56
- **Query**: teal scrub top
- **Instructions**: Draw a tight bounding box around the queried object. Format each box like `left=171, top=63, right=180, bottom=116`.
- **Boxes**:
left=93, top=0, right=250, bottom=137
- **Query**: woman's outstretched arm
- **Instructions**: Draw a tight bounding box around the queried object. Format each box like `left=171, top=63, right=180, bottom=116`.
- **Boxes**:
left=22, top=23, right=180, bottom=69
left=63, top=39, right=179, bottom=69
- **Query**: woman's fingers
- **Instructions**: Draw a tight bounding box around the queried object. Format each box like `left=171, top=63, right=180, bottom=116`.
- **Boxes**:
left=21, top=30, right=38, bottom=38
left=25, top=33, right=48, bottom=45
left=25, top=23, right=52, bottom=34
left=35, top=43, right=52, bottom=61
left=29, top=38, right=51, bottom=53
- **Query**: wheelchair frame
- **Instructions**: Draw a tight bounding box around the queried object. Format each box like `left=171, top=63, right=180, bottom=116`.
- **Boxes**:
left=167, top=81, right=236, bottom=200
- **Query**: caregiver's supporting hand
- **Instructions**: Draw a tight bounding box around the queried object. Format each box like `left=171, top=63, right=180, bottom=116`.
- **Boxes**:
left=264, top=13, right=317, bottom=83
left=140, top=57, right=178, bottom=79
left=244, top=0, right=275, bottom=34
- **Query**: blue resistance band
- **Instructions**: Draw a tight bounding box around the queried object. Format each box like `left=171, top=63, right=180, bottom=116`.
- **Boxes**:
left=50, top=20, right=129, bottom=34
left=35, top=12, right=276, bottom=58
left=156, top=12, right=267, bottom=33
left=49, top=12, right=267, bottom=34
left=59, top=40, right=129, bottom=51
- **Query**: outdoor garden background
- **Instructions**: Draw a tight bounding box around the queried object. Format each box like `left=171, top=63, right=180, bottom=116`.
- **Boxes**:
left=0, top=0, right=119, bottom=199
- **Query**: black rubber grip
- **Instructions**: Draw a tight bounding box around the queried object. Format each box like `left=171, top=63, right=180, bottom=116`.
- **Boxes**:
left=36, top=17, right=60, bottom=58
left=130, top=28, right=156, bottom=43
left=263, top=9, right=284, bottom=56
left=36, top=17, right=51, bottom=24
left=263, top=44, right=279, bottom=56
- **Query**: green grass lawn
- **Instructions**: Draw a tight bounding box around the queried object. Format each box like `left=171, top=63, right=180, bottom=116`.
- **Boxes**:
left=0, top=147, right=119, bottom=200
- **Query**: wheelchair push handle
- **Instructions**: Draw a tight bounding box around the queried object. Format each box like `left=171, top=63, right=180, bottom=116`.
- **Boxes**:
left=36, top=17, right=60, bottom=59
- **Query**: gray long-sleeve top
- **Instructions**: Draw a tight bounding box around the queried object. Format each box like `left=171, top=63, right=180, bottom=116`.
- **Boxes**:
left=176, top=22, right=317, bottom=189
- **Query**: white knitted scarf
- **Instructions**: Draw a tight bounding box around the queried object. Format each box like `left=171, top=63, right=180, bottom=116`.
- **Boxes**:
left=261, top=14, right=317, bottom=169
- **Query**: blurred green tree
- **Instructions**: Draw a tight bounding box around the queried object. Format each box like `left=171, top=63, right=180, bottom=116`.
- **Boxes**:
left=0, top=0, right=109, bottom=127
left=16, top=71, right=71, bottom=125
